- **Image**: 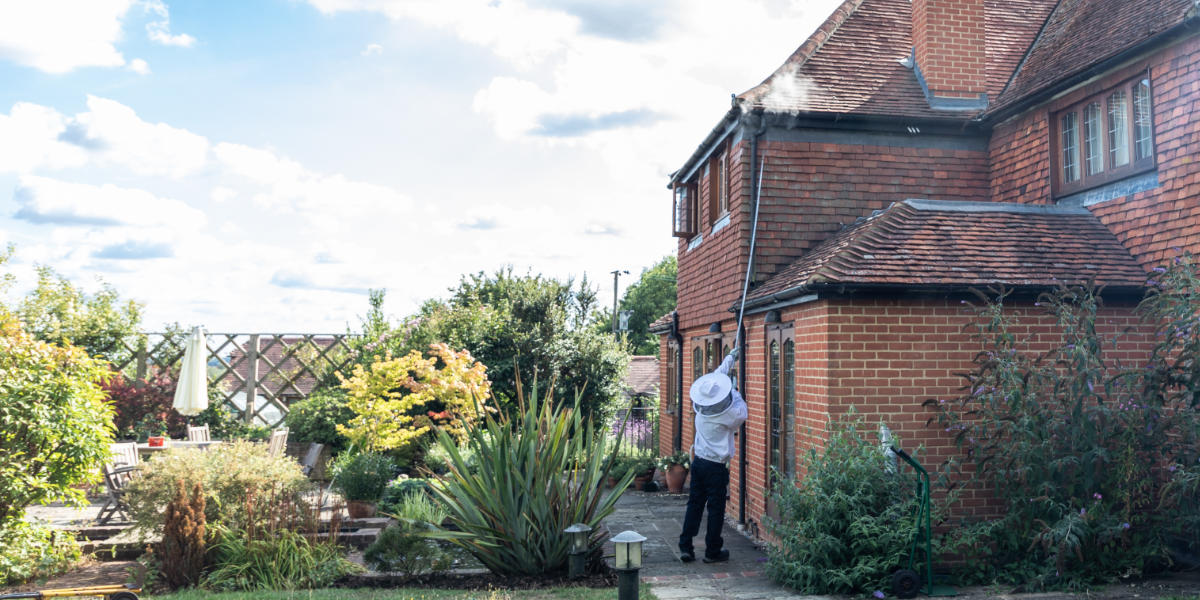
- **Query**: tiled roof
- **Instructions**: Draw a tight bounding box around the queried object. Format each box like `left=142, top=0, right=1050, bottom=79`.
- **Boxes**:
left=648, top=311, right=674, bottom=333
left=991, top=0, right=1197, bottom=114
left=625, top=356, right=660, bottom=398
left=744, top=199, right=1148, bottom=305
left=737, top=0, right=1053, bottom=118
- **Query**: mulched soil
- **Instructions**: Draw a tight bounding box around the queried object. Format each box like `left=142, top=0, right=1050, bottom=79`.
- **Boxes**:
left=0, top=560, right=141, bottom=595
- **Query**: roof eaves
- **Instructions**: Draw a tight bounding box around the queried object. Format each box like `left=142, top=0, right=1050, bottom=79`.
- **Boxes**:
left=668, top=107, right=741, bottom=188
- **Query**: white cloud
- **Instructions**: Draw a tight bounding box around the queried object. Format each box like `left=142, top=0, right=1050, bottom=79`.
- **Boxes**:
left=71, top=95, right=210, bottom=177
left=0, top=103, right=89, bottom=173
left=0, top=0, right=133, bottom=73
left=128, top=58, right=151, bottom=75
left=361, top=43, right=383, bottom=56
left=143, top=0, right=196, bottom=47
left=13, top=175, right=207, bottom=229
left=213, top=142, right=411, bottom=222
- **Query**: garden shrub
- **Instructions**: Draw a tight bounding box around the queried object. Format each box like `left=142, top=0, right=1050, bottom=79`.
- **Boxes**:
left=379, top=477, right=431, bottom=515
left=339, top=343, right=491, bottom=462
left=330, top=452, right=394, bottom=502
left=0, top=321, right=113, bottom=528
left=0, top=520, right=81, bottom=586
left=123, top=440, right=310, bottom=537
left=366, top=493, right=452, bottom=575
left=427, top=380, right=634, bottom=576
left=205, top=526, right=359, bottom=591
left=284, top=388, right=353, bottom=451
left=105, top=368, right=264, bottom=442
left=765, top=413, right=918, bottom=595
left=927, top=258, right=1200, bottom=589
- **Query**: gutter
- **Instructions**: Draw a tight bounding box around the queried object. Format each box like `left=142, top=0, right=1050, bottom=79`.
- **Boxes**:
left=983, top=15, right=1200, bottom=124
left=669, top=105, right=742, bottom=189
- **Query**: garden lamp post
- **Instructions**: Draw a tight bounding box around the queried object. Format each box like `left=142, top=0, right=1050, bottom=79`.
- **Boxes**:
left=612, top=530, right=646, bottom=600
left=564, top=522, right=592, bottom=579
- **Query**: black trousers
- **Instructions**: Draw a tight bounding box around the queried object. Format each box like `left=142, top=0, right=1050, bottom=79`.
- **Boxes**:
left=679, top=456, right=729, bottom=557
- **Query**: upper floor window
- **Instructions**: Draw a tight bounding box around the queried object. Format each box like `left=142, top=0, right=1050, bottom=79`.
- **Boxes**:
left=708, top=142, right=730, bottom=226
left=673, top=181, right=698, bottom=238
left=1052, top=75, right=1155, bottom=197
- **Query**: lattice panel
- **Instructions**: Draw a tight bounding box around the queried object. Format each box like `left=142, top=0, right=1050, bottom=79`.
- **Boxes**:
left=113, top=332, right=357, bottom=426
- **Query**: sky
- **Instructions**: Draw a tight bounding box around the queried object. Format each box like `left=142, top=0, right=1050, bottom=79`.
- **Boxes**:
left=0, top=0, right=842, bottom=333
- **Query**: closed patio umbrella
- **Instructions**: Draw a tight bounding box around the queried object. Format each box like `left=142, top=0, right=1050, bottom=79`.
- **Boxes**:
left=173, top=326, right=209, bottom=417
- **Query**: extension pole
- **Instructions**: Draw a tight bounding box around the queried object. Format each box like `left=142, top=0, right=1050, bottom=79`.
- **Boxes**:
left=734, top=157, right=766, bottom=368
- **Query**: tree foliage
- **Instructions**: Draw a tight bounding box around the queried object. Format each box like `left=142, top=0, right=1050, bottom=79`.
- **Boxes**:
left=338, top=343, right=491, bottom=459
left=616, top=255, right=677, bottom=355
left=352, top=269, right=629, bottom=423
left=0, top=320, right=114, bottom=528
left=17, top=265, right=143, bottom=363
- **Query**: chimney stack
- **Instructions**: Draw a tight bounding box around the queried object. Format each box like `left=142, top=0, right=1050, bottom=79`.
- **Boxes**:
left=911, top=0, right=987, bottom=109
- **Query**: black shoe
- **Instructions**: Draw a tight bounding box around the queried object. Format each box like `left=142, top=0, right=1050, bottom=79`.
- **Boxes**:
left=679, top=548, right=695, bottom=562
left=702, top=549, right=730, bottom=563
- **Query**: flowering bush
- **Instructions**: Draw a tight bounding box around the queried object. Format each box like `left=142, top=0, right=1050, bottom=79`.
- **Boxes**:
left=928, top=256, right=1200, bottom=589
left=338, top=343, right=491, bottom=461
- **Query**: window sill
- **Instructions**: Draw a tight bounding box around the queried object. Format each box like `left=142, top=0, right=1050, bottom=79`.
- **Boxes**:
left=1056, top=170, right=1159, bottom=207
left=687, top=234, right=703, bottom=251
left=711, top=213, right=731, bottom=235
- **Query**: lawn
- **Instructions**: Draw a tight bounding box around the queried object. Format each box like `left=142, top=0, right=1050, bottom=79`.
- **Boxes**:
left=148, top=587, right=656, bottom=600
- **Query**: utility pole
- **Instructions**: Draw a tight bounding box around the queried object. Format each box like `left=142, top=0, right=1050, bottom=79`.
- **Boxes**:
left=611, top=269, right=628, bottom=335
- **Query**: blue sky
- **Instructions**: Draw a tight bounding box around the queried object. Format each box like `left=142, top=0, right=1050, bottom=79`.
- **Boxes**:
left=0, top=0, right=840, bottom=332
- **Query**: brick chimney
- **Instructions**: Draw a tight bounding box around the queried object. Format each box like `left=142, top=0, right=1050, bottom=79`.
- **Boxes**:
left=911, top=0, right=987, bottom=108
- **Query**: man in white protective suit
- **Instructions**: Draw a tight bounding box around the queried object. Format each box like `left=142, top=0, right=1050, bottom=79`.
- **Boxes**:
left=678, top=347, right=747, bottom=563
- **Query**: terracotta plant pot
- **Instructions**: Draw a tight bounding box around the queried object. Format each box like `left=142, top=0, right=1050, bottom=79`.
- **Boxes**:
left=665, top=464, right=688, bottom=494
left=633, top=468, right=656, bottom=491
left=346, top=500, right=377, bottom=518
left=147, top=436, right=165, bottom=447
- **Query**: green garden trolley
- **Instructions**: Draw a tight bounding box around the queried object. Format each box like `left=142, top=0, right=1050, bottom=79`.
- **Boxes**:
left=889, top=446, right=956, bottom=599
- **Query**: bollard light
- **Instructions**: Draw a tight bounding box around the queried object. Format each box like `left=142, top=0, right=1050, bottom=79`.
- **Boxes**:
left=612, top=530, right=645, bottom=569
left=612, top=530, right=646, bottom=600
left=564, top=523, right=592, bottom=579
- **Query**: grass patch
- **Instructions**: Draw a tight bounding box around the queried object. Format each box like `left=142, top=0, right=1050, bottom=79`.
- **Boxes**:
left=149, top=586, right=652, bottom=600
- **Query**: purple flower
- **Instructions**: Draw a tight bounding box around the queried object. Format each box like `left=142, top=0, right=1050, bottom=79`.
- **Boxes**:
left=1153, top=267, right=1167, bottom=273
left=1093, top=493, right=1102, bottom=500
left=1147, top=279, right=1158, bottom=286
left=1080, top=508, right=1087, bottom=516
left=874, top=591, right=886, bottom=599
left=1122, top=522, right=1131, bottom=530
left=1169, top=465, right=1178, bottom=472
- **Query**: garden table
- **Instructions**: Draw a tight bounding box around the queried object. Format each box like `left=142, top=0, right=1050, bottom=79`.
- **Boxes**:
left=136, top=440, right=222, bottom=458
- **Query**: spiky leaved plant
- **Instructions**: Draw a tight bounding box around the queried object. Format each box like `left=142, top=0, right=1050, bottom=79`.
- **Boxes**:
left=426, top=375, right=634, bottom=576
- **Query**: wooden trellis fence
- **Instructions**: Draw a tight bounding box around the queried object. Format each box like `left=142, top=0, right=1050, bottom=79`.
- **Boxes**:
left=110, top=333, right=358, bottom=427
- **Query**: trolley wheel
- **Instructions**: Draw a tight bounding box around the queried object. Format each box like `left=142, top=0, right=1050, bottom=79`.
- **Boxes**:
left=891, top=568, right=921, bottom=599
left=109, top=592, right=139, bottom=600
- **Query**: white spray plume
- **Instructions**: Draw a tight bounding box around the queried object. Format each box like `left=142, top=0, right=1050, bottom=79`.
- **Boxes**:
left=758, top=63, right=819, bottom=116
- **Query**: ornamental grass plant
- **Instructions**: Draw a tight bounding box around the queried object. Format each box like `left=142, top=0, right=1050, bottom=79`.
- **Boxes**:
left=426, top=376, right=634, bottom=576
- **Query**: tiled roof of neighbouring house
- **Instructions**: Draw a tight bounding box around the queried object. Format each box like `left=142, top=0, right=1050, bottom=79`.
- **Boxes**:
left=989, top=0, right=1198, bottom=114
left=625, top=356, right=660, bottom=398
left=736, top=0, right=1055, bottom=119
left=742, top=199, right=1149, bottom=306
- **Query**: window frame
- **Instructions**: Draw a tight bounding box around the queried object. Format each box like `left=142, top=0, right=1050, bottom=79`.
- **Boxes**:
left=672, top=180, right=698, bottom=238
left=707, top=141, right=731, bottom=226
left=1050, top=72, right=1156, bottom=198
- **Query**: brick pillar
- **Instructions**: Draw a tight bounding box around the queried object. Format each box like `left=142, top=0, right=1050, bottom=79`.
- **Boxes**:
left=912, top=0, right=987, bottom=102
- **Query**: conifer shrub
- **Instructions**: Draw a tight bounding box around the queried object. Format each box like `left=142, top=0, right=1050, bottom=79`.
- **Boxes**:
left=160, top=480, right=206, bottom=590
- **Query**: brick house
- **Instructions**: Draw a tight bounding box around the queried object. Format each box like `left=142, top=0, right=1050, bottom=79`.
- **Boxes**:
left=650, top=0, right=1200, bottom=537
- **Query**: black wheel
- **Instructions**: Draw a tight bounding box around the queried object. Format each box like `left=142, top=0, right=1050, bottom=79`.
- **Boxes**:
left=109, top=592, right=139, bottom=600
left=891, top=568, right=921, bottom=599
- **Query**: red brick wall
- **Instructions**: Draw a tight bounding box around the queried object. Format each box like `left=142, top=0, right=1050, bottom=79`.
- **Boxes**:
left=989, top=34, right=1200, bottom=266
left=731, top=296, right=1153, bottom=533
left=913, top=0, right=987, bottom=98
left=675, top=140, right=750, bottom=332
left=752, top=139, right=990, bottom=286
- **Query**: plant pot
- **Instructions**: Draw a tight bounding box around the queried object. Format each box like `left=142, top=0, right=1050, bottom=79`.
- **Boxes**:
left=665, top=464, right=688, bottom=493
left=147, top=436, right=165, bottom=447
left=633, top=468, right=656, bottom=491
left=346, top=500, right=377, bottom=518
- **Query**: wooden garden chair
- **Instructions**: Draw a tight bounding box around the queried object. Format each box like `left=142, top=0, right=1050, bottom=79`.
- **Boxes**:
left=187, top=424, right=210, bottom=442
left=267, top=427, right=289, bottom=458
left=96, top=442, right=140, bottom=525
